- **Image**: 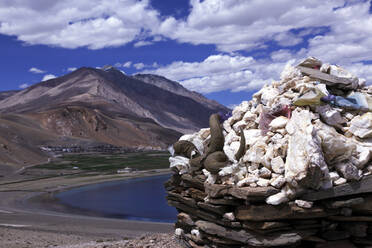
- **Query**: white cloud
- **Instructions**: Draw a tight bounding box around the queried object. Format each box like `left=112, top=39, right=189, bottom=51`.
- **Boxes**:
left=67, top=67, right=77, bottom=72
left=123, top=61, right=132, bottom=68
left=2, top=0, right=372, bottom=94
left=157, top=0, right=372, bottom=65
left=270, top=49, right=293, bottom=62
left=134, top=40, right=153, bottom=47
left=143, top=54, right=287, bottom=93
left=274, top=32, right=303, bottom=47
left=0, top=0, right=161, bottom=49
left=42, top=74, right=57, bottom=81
left=158, top=0, right=345, bottom=52
left=19, top=83, right=29, bottom=89
left=29, top=67, right=45, bottom=74
left=133, top=63, right=145, bottom=70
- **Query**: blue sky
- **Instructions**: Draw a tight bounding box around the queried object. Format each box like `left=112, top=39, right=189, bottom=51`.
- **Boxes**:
left=0, top=0, right=372, bottom=107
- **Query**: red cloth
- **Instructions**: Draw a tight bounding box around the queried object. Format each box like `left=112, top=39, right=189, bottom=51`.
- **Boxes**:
left=259, top=105, right=291, bottom=135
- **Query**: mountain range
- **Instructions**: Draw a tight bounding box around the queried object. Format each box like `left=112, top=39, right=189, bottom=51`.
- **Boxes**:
left=0, top=66, right=228, bottom=167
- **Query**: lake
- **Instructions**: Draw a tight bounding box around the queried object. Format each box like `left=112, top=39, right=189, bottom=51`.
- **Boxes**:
left=55, top=174, right=178, bottom=223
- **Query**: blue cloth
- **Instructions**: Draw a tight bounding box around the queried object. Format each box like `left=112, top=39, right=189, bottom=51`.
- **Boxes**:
left=321, top=94, right=364, bottom=110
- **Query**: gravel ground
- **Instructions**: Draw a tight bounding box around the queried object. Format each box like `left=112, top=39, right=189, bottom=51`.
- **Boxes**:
left=57, top=233, right=184, bottom=248
left=0, top=228, right=183, bottom=248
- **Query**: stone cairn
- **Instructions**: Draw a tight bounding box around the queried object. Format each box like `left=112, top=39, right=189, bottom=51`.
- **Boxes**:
left=165, top=57, right=372, bottom=248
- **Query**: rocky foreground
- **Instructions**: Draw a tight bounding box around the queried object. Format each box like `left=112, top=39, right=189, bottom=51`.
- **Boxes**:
left=166, top=57, right=372, bottom=247
left=0, top=228, right=181, bottom=248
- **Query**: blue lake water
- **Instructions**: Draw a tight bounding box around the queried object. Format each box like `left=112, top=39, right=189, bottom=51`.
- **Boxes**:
left=55, top=174, right=178, bottom=223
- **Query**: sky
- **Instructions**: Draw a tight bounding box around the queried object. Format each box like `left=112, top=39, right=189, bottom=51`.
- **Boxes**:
left=1, top=0, right=372, bottom=107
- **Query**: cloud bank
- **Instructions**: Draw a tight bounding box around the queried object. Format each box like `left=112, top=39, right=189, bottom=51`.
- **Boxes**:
left=1, top=0, right=372, bottom=93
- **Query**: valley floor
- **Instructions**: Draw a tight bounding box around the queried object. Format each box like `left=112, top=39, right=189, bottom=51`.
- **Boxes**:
left=0, top=163, right=181, bottom=248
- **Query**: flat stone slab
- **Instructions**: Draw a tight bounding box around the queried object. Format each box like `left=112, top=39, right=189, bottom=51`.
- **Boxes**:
left=181, top=174, right=205, bottom=190
left=302, top=175, right=372, bottom=201
left=236, top=204, right=329, bottom=221
left=328, top=216, right=372, bottom=222
left=229, top=186, right=279, bottom=200
left=196, top=220, right=306, bottom=247
left=297, top=66, right=355, bottom=88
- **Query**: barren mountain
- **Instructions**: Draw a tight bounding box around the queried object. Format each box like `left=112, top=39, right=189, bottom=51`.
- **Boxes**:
left=133, top=74, right=224, bottom=110
left=0, top=90, right=19, bottom=101
left=0, top=66, right=228, bottom=167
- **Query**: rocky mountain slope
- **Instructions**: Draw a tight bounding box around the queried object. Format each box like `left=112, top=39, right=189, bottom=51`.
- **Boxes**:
left=0, top=67, right=228, bottom=167
left=0, top=90, right=19, bottom=101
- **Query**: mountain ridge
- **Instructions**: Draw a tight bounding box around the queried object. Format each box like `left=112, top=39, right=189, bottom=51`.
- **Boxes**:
left=0, top=66, right=229, bottom=167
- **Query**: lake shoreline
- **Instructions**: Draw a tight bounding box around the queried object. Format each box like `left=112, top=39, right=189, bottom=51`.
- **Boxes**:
left=0, top=168, right=181, bottom=248
left=30, top=173, right=177, bottom=222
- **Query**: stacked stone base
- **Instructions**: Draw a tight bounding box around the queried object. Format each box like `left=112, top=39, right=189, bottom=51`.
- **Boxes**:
left=166, top=172, right=372, bottom=248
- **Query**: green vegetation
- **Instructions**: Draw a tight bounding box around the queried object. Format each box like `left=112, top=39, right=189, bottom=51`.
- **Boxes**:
left=33, top=152, right=170, bottom=173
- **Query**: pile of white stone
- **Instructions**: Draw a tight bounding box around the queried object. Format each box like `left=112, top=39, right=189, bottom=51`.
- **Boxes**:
left=172, top=57, right=372, bottom=206
left=167, top=57, right=372, bottom=248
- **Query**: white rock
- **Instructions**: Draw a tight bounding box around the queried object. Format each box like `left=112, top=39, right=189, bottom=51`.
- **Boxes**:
left=223, top=141, right=240, bottom=162
left=259, top=167, right=272, bottom=179
left=250, top=183, right=257, bottom=187
left=295, top=200, right=313, bottom=209
left=315, top=120, right=356, bottom=164
left=349, top=113, right=372, bottom=139
left=364, top=171, right=371, bottom=176
left=219, top=164, right=234, bottom=177
left=266, top=131, right=275, bottom=137
left=266, top=191, right=289, bottom=205
left=179, top=132, right=205, bottom=155
left=225, top=131, right=239, bottom=145
left=231, top=101, right=250, bottom=121
left=257, top=178, right=270, bottom=187
left=191, top=229, right=201, bottom=239
left=269, top=116, right=289, bottom=130
left=261, top=87, right=280, bottom=106
left=243, top=140, right=267, bottom=164
left=233, top=120, right=247, bottom=132
left=243, top=112, right=257, bottom=122
left=329, top=64, right=359, bottom=87
left=202, top=169, right=217, bottom=184
left=334, top=177, right=347, bottom=186
left=175, top=228, right=184, bottom=237
left=271, top=156, right=285, bottom=174
left=223, top=117, right=233, bottom=133
left=270, top=175, right=286, bottom=189
left=285, top=109, right=330, bottom=190
left=344, top=112, right=355, bottom=121
left=271, top=173, right=280, bottom=179
left=262, top=144, right=274, bottom=169
left=243, top=129, right=262, bottom=146
left=237, top=175, right=258, bottom=187
left=320, top=63, right=330, bottom=73
left=353, top=145, right=372, bottom=169
left=199, top=128, right=210, bottom=139
left=179, top=134, right=193, bottom=141
left=280, top=64, right=301, bottom=82
left=329, top=171, right=340, bottom=181
left=223, top=212, right=235, bottom=221
left=169, top=156, right=190, bottom=174
left=168, top=145, right=175, bottom=156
